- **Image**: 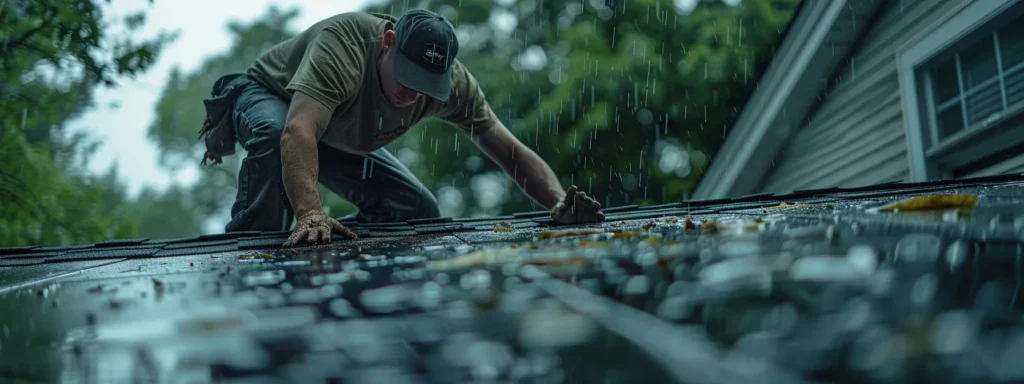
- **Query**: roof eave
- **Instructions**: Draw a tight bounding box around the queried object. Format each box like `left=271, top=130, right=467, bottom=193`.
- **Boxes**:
left=692, top=0, right=885, bottom=200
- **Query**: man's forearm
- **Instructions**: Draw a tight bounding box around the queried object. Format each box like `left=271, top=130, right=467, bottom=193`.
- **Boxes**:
left=505, top=145, right=565, bottom=209
left=280, top=127, right=322, bottom=218
left=476, top=125, right=567, bottom=209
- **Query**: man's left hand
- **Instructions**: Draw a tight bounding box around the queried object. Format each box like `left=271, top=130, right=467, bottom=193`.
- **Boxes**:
left=550, top=185, right=605, bottom=225
left=284, top=210, right=357, bottom=247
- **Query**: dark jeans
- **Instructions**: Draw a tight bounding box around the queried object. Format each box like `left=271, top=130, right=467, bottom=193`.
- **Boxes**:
left=224, top=76, right=440, bottom=232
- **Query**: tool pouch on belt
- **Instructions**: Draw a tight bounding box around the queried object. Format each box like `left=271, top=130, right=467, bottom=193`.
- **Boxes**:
left=198, top=73, right=248, bottom=166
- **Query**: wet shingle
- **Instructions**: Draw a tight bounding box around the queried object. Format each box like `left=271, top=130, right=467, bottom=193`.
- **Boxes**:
left=0, top=258, right=44, bottom=267
left=238, top=235, right=290, bottom=250
left=94, top=238, right=150, bottom=247
left=407, top=217, right=454, bottom=225
left=46, top=246, right=162, bottom=262
left=0, top=246, right=38, bottom=255
left=152, top=241, right=238, bottom=257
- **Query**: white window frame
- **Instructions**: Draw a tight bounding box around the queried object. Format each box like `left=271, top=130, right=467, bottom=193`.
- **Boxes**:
left=896, top=0, right=1021, bottom=181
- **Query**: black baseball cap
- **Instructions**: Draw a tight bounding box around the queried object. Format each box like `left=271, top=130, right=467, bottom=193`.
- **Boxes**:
left=392, top=9, right=459, bottom=103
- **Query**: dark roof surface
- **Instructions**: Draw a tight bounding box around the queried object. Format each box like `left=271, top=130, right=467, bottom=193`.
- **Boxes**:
left=2, top=173, right=1024, bottom=383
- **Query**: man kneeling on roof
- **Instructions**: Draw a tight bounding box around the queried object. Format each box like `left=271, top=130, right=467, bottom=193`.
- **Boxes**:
left=200, top=9, right=605, bottom=246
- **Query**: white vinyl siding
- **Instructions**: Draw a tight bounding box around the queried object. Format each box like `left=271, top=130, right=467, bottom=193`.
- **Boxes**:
left=759, top=0, right=968, bottom=192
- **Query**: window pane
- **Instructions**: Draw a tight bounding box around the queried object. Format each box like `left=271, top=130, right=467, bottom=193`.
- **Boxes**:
left=932, top=58, right=960, bottom=102
left=959, top=37, right=999, bottom=91
left=965, top=81, right=1003, bottom=124
left=1006, top=66, right=1024, bottom=106
left=998, top=14, right=1024, bottom=69
left=936, top=104, right=964, bottom=140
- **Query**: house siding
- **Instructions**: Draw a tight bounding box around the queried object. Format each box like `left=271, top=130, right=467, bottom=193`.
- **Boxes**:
left=757, top=0, right=975, bottom=193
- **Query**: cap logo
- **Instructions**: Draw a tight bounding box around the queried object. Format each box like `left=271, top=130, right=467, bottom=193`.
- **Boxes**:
left=424, top=44, right=446, bottom=63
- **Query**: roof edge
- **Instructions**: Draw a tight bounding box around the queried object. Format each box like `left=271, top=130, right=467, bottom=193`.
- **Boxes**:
left=692, top=0, right=868, bottom=200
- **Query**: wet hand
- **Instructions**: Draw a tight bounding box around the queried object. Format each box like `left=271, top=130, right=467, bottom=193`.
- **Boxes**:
left=550, top=185, right=605, bottom=225
left=284, top=210, right=358, bottom=247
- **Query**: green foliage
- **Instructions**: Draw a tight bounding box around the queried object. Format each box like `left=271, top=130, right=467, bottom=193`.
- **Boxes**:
left=0, top=129, right=139, bottom=246
left=0, top=0, right=175, bottom=246
left=1, top=0, right=177, bottom=128
left=129, top=185, right=205, bottom=240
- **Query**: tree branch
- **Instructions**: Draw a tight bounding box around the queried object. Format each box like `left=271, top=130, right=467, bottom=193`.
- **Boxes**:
left=0, top=4, right=58, bottom=55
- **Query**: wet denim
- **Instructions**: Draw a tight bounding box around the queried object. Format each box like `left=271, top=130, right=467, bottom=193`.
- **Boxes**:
left=224, top=75, right=440, bottom=232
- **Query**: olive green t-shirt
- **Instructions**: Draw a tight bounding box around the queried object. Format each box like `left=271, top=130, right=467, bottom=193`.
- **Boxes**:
left=247, top=12, right=498, bottom=155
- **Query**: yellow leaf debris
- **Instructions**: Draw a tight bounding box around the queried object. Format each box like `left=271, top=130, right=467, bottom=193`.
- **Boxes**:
left=238, top=253, right=274, bottom=260
left=879, top=194, right=978, bottom=212
left=768, top=202, right=810, bottom=209
left=493, top=221, right=515, bottom=232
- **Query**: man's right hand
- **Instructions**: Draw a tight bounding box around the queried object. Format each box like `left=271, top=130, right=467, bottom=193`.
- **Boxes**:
left=284, top=210, right=358, bottom=247
left=550, top=185, right=605, bottom=225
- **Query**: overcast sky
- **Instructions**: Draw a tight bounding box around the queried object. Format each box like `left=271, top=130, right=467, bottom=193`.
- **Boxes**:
left=70, top=0, right=371, bottom=197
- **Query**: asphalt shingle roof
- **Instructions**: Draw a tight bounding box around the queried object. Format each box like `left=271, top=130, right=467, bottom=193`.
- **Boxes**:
left=2, top=172, right=1024, bottom=383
